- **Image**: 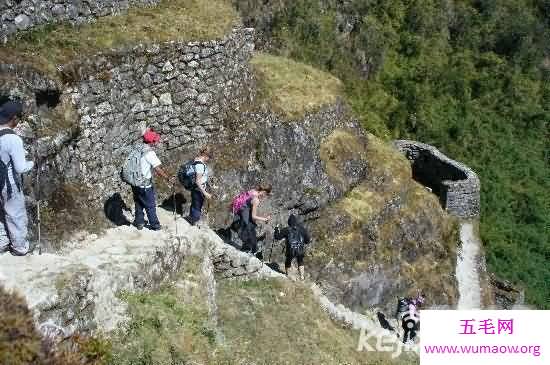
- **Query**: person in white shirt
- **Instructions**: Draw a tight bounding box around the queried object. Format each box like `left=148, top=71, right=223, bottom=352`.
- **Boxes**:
left=132, top=129, right=173, bottom=231
left=185, top=146, right=212, bottom=226
left=0, top=101, right=34, bottom=255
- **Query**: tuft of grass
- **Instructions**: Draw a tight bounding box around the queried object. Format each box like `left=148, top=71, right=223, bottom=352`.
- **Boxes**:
left=251, top=53, right=344, bottom=119
left=0, top=0, right=239, bottom=75
left=320, top=128, right=369, bottom=188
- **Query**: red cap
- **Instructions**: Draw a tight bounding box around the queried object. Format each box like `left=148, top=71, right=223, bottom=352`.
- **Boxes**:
left=143, top=129, right=160, bottom=144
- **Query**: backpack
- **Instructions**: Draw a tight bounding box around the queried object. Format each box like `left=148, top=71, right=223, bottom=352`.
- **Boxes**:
left=231, top=190, right=253, bottom=214
left=0, top=129, right=19, bottom=199
left=288, top=226, right=306, bottom=257
left=396, top=297, right=411, bottom=317
left=178, top=160, right=204, bottom=190
left=121, top=144, right=152, bottom=187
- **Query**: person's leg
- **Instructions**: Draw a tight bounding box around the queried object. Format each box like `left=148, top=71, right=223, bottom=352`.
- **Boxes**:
left=284, top=252, right=292, bottom=275
left=0, top=200, right=10, bottom=253
left=4, top=190, right=30, bottom=255
left=297, top=254, right=305, bottom=280
left=132, top=186, right=145, bottom=228
left=143, top=187, right=160, bottom=229
left=189, top=189, right=204, bottom=224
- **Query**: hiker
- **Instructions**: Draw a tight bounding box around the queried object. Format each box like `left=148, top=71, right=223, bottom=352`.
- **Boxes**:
left=0, top=101, right=34, bottom=256
left=230, top=184, right=272, bottom=255
left=395, top=292, right=424, bottom=344
left=274, top=214, right=311, bottom=280
left=178, top=147, right=212, bottom=226
left=121, top=129, right=174, bottom=231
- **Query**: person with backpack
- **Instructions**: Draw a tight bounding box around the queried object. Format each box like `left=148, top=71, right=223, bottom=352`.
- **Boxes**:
left=230, top=184, right=272, bottom=255
left=395, top=292, right=424, bottom=344
left=274, top=214, right=311, bottom=280
left=0, top=101, right=34, bottom=256
left=121, top=129, right=174, bottom=231
left=178, top=147, right=212, bottom=226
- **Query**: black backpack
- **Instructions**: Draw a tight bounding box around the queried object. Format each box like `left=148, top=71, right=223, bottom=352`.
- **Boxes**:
left=0, top=129, right=18, bottom=199
left=288, top=226, right=306, bottom=257
left=396, top=297, right=411, bottom=316
left=177, top=160, right=204, bottom=190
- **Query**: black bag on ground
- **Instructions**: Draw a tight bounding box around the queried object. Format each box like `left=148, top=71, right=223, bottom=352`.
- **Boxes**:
left=178, top=160, right=203, bottom=190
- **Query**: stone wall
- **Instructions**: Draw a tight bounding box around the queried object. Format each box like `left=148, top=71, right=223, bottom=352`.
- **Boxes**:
left=0, top=0, right=160, bottom=43
left=24, top=27, right=256, bottom=202
left=393, top=140, right=480, bottom=218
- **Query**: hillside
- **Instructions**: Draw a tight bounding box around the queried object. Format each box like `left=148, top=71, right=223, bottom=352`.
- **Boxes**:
left=234, top=0, right=550, bottom=309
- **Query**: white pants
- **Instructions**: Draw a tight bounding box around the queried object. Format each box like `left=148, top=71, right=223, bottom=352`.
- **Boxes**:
left=0, top=186, right=30, bottom=254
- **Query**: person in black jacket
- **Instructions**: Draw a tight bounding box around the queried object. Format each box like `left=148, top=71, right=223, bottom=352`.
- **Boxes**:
left=274, top=214, right=311, bottom=280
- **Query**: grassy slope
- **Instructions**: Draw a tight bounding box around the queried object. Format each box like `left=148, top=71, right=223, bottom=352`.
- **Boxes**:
left=0, top=0, right=239, bottom=74
left=251, top=53, right=343, bottom=119
left=110, top=256, right=417, bottom=364
left=312, top=132, right=459, bottom=307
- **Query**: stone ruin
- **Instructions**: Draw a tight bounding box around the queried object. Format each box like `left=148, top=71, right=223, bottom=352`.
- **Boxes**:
left=394, top=140, right=480, bottom=218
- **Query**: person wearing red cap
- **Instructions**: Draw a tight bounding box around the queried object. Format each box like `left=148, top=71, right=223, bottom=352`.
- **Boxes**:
left=130, top=129, right=173, bottom=231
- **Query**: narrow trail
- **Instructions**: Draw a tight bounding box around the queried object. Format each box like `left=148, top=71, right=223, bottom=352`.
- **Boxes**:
left=456, top=221, right=482, bottom=310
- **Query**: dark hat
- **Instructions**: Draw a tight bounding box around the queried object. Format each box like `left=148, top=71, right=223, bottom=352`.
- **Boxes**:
left=0, top=100, right=23, bottom=124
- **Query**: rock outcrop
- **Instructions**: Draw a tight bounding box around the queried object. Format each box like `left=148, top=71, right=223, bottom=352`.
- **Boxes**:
left=0, top=209, right=280, bottom=338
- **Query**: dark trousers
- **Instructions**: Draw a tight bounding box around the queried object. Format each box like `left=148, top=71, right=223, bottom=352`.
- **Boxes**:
left=131, top=186, right=160, bottom=229
left=285, top=249, right=305, bottom=268
left=240, top=223, right=258, bottom=253
left=189, top=189, right=205, bottom=224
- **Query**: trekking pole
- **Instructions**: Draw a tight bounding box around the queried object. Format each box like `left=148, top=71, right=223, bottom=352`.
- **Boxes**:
left=35, top=153, right=42, bottom=255
left=172, top=185, right=178, bottom=237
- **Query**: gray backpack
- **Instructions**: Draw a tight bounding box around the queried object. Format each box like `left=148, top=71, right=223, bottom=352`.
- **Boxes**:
left=121, top=144, right=152, bottom=187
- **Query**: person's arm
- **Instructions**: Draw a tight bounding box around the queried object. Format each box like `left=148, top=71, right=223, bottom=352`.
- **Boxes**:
left=303, top=229, right=312, bottom=244
left=147, top=151, right=174, bottom=183
left=251, top=197, right=270, bottom=223
left=10, top=136, right=33, bottom=174
left=274, top=227, right=289, bottom=240
left=195, top=165, right=212, bottom=199
left=154, top=166, right=173, bottom=181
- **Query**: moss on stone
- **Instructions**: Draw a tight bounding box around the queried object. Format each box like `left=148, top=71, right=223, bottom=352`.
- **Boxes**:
left=251, top=53, right=344, bottom=119
left=310, top=133, right=460, bottom=309
left=320, top=128, right=368, bottom=188
left=0, top=0, right=239, bottom=75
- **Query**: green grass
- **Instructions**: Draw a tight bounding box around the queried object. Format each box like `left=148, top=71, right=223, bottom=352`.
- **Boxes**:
left=251, top=53, right=344, bottom=119
left=1, top=0, right=239, bottom=75
left=109, top=257, right=417, bottom=364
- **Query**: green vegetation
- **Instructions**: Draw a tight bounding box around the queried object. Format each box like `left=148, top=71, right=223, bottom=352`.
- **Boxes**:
left=0, top=285, right=110, bottom=365
left=1, top=0, right=238, bottom=75
left=251, top=53, right=343, bottom=119
left=235, top=0, right=550, bottom=308
left=108, top=257, right=415, bottom=364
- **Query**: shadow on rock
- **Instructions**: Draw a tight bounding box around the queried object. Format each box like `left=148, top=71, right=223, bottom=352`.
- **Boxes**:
left=160, top=193, right=187, bottom=215
left=104, top=193, right=131, bottom=226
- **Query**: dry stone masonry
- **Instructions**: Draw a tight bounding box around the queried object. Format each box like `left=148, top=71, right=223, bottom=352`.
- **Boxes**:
left=8, top=27, right=256, bottom=202
left=394, top=140, right=480, bottom=218
left=0, top=0, right=161, bottom=43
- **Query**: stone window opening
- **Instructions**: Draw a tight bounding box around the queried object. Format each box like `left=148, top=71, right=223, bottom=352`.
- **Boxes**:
left=35, top=89, right=61, bottom=109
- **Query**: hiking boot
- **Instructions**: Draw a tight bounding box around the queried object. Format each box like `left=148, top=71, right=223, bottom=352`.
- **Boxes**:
left=147, top=224, right=162, bottom=231
left=134, top=223, right=144, bottom=231
left=184, top=216, right=196, bottom=226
